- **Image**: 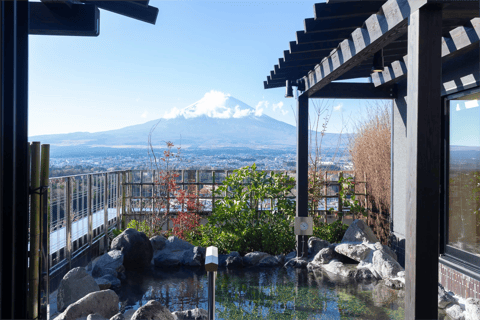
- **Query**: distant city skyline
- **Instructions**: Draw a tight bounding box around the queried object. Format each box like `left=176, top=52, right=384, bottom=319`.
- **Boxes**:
left=29, top=0, right=384, bottom=137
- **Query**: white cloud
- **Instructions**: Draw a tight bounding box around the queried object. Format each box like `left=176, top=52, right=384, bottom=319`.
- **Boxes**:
left=333, top=104, right=343, bottom=112
left=233, top=105, right=251, bottom=118
left=272, top=102, right=284, bottom=111
left=254, top=107, right=264, bottom=117
left=141, top=110, right=148, bottom=118
left=281, top=109, right=288, bottom=116
left=163, top=107, right=181, bottom=119
left=465, top=100, right=479, bottom=109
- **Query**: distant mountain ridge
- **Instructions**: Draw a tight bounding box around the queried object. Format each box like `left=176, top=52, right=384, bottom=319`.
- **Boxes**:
left=30, top=92, right=348, bottom=152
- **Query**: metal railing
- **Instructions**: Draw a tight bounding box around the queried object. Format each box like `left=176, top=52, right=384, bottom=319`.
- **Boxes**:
left=46, top=169, right=367, bottom=290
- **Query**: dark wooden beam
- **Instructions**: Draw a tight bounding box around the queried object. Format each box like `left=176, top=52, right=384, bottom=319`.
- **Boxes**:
left=296, top=93, right=309, bottom=258
left=303, top=0, right=431, bottom=98
left=80, top=1, right=158, bottom=25
left=405, top=4, right=443, bottom=319
left=263, top=81, right=284, bottom=89
left=304, top=15, right=368, bottom=33
left=314, top=2, right=381, bottom=20
left=29, top=2, right=100, bottom=36
left=309, top=82, right=396, bottom=99
left=371, top=18, right=480, bottom=87
left=296, top=30, right=352, bottom=44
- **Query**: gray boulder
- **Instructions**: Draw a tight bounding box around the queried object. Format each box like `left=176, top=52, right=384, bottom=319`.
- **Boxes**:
left=99, top=274, right=121, bottom=289
left=285, top=251, right=296, bottom=261
left=308, top=237, right=330, bottom=257
left=371, top=249, right=403, bottom=279
left=226, top=256, right=243, bottom=268
left=318, top=260, right=376, bottom=280
left=110, top=313, right=125, bottom=320
left=243, top=252, right=270, bottom=266
left=284, top=257, right=308, bottom=269
left=275, top=254, right=285, bottom=265
left=446, top=304, right=465, bottom=320
left=182, top=246, right=205, bottom=266
left=150, top=235, right=168, bottom=251
left=111, top=228, right=153, bottom=270
left=95, top=277, right=111, bottom=290
left=87, top=314, right=108, bottom=320
left=335, top=243, right=372, bottom=262
left=172, top=308, right=208, bottom=320
left=258, top=256, right=280, bottom=267
left=131, top=300, right=175, bottom=320
left=123, top=310, right=136, bottom=320
left=165, top=236, right=195, bottom=252
left=341, top=219, right=378, bottom=244
left=383, top=278, right=404, bottom=289
left=57, top=267, right=100, bottom=312
left=54, top=290, right=119, bottom=320
left=312, top=247, right=335, bottom=265
left=438, top=283, right=456, bottom=309
left=465, top=298, right=480, bottom=320
left=154, top=251, right=182, bottom=268
left=92, top=250, right=124, bottom=278
left=374, top=242, right=397, bottom=261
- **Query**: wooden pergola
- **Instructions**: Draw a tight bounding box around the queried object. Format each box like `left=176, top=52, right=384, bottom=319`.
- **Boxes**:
left=264, top=1, right=479, bottom=318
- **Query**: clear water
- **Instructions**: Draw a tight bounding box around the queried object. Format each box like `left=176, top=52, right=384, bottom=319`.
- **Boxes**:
left=116, top=266, right=408, bottom=319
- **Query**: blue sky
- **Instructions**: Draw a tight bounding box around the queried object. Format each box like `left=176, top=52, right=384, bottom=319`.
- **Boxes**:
left=29, top=0, right=380, bottom=137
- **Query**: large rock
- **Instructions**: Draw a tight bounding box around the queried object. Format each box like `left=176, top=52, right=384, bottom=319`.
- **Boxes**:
left=54, top=290, right=119, bottom=320
left=243, top=252, right=270, bottom=266
left=172, top=308, right=208, bottom=320
left=165, top=236, right=195, bottom=252
left=284, top=257, right=308, bottom=269
left=154, top=251, right=183, bottom=268
left=374, top=242, right=397, bottom=261
left=334, top=243, right=372, bottom=262
left=312, top=247, right=336, bottom=265
left=92, top=250, right=124, bottom=278
left=150, top=235, right=167, bottom=251
left=258, top=256, right=280, bottom=267
left=110, top=313, right=125, bottom=320
left=465, top=298, right=480, bottom=320
left=131, top=300, right=175, bottom=320
left=446, top=304, right=465, bottom=320
left=57, top=267, right=100, bottom=312
left=123, top=310, right=136, bottom=320
left=308, top=237, right=330, bottom=257
left=87, top=313, right=108, bottom=320
left=318, top=260, right=377, bottom=280
left=111, top=228, right=153, bottom=270
left=182, top=246, right=205, bottom=266
left=371, top=248, right=403, bottom=279
left=341, top=219, right=378, bottom=244
left=226, top=256, right=243, bottom=268
left=438, top=283, right=456, bottom=309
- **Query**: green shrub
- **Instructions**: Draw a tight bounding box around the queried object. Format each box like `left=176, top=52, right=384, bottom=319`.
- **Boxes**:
left=126, top=219, right=159, bottom=238
left=190, top=164, right=296, bottom=255
left=312, top=219, right=349, bottom=243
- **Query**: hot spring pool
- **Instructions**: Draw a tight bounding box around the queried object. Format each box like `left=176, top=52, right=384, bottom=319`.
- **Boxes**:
left=115, top=266, right=410, bottom=319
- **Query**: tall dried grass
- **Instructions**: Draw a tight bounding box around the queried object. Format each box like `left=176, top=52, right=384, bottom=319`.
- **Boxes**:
left=349, top=102, right=391, bottom=215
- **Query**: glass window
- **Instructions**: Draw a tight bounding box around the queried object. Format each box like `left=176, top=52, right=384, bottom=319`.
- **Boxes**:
left=448, top=91, right=480, bottom=257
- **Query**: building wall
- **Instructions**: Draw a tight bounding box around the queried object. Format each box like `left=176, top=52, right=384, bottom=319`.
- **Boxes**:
left=391, top=46, right=479, bottom=295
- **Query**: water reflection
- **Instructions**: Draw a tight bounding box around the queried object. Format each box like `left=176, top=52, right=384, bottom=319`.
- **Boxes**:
left=116, top=266, right=406, bottom=319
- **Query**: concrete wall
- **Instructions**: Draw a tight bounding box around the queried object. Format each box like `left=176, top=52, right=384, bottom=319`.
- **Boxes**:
left=390, top=47, right=479, bottom=269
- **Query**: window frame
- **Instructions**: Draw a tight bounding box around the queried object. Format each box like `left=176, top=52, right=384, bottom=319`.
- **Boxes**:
left=442, top=86, right=480, bottom=280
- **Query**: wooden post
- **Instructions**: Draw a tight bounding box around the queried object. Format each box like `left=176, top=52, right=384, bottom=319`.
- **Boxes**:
left=28, top=142, right=41, bottom=319
left=405, top=4, right=442, bottom=319
left=296, top=93, right=309, bottom=258
left=39, top=144, right=50, bottom=320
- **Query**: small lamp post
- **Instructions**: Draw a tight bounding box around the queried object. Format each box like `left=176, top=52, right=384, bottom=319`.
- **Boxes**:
left=205, top=246, right=218, bottom=320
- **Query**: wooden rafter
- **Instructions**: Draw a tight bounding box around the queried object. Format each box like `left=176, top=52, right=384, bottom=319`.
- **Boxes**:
left=302, top=0, right=434, bottom=97
left=371, top=17, right=480, bottom=87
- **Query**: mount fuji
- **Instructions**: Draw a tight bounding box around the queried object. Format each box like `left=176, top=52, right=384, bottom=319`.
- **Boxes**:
left=29, top=91, right=346, bottom=153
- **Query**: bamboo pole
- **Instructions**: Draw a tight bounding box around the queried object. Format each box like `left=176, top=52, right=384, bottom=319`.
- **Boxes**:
left=28, top=142, right=41, bottom=319
left=39, top=144, right=50, bottom=320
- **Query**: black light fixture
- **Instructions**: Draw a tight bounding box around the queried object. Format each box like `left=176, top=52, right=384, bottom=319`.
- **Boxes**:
left=285, top=79, right=305, bottom=98
left=372, top=49, right=384, bottom=73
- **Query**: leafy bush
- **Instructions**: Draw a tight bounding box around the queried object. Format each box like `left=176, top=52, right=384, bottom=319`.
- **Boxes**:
left=126, top=219, right=159, bottom=238
left=190, top=164, right=296, bottom=255
left=312, top=219, right=349, bottom=243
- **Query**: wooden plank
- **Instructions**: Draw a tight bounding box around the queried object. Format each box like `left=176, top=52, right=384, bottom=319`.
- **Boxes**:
left=81, top=1, right=158, bottom=25
left=303, top=0, right=431, bottom=98
left=405, top=4, right=443, bottom=319
left=29, top=2, right=100, bottom=36
left=372, top=18, right=480, bottom=87
left=296, top=30, right=352, bottom=45
left=314, top=2, right=381, bottom=20
left=304, top=15, right=369, bottom=33
left=309, top=82, right=396, bottom=99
